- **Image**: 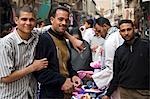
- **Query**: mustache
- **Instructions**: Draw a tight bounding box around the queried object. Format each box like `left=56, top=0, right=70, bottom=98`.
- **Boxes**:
left=61, top=24, right=67, bottom=28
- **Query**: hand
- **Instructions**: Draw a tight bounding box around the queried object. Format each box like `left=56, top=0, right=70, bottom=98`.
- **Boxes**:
left=72, top=76, right=81, bottom=88
left=101, top=95, right=110, bottom=99
left=85, top=73, right=92, bottom=79
left=61, top=78, right=74, bottom=94
left=71, top=36, right=84, bottom=53
left=91, top=45, right=98, bottom=52
left=64, top=31, right=84, bottom=53
left=30, top=58, right=48, bottom=71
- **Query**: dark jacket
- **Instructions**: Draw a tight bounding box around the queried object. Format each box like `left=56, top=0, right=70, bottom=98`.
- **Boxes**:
left=106, top=37, right=150, bottom=97
left=68, top=40, right=93, bottom=71
left=34, top=29, right=77, bottom=98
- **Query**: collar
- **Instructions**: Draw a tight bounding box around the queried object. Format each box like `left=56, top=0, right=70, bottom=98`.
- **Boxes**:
left=124, top=36, right=140, bottom=46
left=48, top=28, right=64, bottom=40
left=14, top=28, right=36, bottom=45
left=94, top=34, right=101, bottom=38
left=105, top=27, right=119, bottom=39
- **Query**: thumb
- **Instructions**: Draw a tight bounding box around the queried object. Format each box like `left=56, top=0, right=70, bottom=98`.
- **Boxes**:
left=41, top=58, right=47, bottom=61
left=75, top=47, right=81, bottom=53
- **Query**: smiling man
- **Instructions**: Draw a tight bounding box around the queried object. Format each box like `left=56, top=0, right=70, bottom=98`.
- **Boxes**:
left=34, top=6, right=81, bottom=99
left=0, top=6, right=48, bottom=99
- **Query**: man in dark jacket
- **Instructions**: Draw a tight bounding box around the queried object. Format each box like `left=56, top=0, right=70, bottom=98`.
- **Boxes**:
left=102, top=19, right=149, bottom=99
left=34, top=6, right=81, bottom=98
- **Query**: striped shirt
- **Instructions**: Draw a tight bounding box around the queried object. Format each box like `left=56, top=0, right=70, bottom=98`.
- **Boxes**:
left=0, top=28, right=40, bottom=99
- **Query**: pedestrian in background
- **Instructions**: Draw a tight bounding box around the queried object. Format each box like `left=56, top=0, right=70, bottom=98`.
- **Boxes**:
left=69, top=27, right=93, bottom=71
left=92, top=17, right=124, bottom=99
left=102, top=19, right=149, bottom=99
left=80, top=19, right=95, bottom=44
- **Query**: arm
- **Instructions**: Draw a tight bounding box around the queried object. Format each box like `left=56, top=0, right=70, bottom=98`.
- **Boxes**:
left=66, top=46, right=82, bottom=88
left=64, top=31, right=84, bottom=52
left=103, top=51, right=120, bottom=97
left=104, top=37, right=117, bottom=70
left=32, top=25, right=51, bottom=34
left=1, top=66, right=33, bottom=83
left=0, top=42, right=48, bottom=83
left=104, top=32, right=124, bottom=70
left=33, top=34, right=66, bottom=87
left=1, top=59, right=48, bottom=83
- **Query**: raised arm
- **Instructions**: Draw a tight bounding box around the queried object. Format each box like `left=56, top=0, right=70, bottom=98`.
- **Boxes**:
left=33, top=25, right=51, bottom=34
left=64, top=31, right=84, bottom=52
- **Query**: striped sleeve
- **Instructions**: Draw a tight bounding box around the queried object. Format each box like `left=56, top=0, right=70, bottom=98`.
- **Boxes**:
left=0, top=41, right=15, bottom=78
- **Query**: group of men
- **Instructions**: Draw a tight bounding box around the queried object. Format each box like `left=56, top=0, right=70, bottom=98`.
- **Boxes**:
left=0, top=5, right=149, bottom=99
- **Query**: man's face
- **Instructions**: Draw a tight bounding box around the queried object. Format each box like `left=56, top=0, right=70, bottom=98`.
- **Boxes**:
left=15, top=11, right=36, bottom=35
left=94, top=23, right=107, bottom=38
left=50, top=9, right=69, bottom=34
left=119, top=23, right=134, bottom=41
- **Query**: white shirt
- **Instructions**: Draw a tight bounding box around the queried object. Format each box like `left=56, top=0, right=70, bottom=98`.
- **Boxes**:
left=83, top=28, right=95, bottom=45
left=104, top=27, right=124, bottom=70
left=91, top=35, right=105, bottom=61
left=33, top=25, right=51, bottom=33
left=92, top=27, right=124, bottom=90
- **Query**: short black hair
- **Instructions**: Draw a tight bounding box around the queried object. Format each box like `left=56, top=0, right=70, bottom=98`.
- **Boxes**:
left=50, top=6, right=70, bottom=17
left=96, top=17, right=111, bottom=26
left=86, top=19, right=94, bottom=28
left=15, top=5, right=35, bottom=18
left=2, top=23, right=12, bottom=31
left=118, top=19, right=134, bottom=28
left=70, top=27, right=83, bottom=40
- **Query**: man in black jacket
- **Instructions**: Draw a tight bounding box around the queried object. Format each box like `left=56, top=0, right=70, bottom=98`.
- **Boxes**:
left=102, top=19, right=149, bottom=99
left=34, top=6, right=81, bottom=98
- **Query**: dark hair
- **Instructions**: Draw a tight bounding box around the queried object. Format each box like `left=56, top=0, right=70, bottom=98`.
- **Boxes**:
left=50, top=6, right=70, bottom=17
left=70, top=27, right=83, bottom=40
left=2, top=23, right=12, bottom=31
left=0, top=23, right=12, bottom=38
left=118, top=19, right=134, bottom=28
left=96, top=17, right=111, bottom=27
left=15, top=5, right=35, bottom=18
left=86, top=19, right=94, bottom=28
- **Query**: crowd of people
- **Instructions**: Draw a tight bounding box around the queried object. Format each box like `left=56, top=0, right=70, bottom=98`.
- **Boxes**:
left=0, top=5, right=149, bottom=99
